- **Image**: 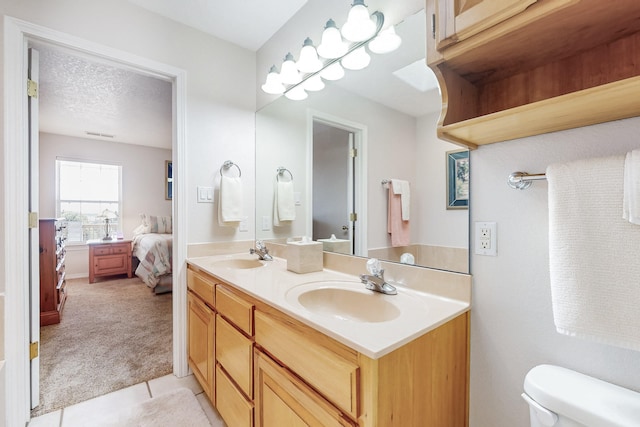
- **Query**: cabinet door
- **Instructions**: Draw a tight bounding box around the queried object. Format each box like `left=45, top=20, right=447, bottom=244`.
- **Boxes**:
left=436, top=0, right=536, bottom=47
left=254, top=351, right=356, bottom=427
left=187, top=292, right=215, bottom=402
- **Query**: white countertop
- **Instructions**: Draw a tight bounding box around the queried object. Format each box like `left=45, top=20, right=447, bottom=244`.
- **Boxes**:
left=187, top=253, right=470, bottom=359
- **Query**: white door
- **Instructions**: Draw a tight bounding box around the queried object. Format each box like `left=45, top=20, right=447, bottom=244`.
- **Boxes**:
left=28, top=47, right=41, bottom=409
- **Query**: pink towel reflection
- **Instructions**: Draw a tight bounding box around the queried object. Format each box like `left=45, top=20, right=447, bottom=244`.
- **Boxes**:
left=388, top=189, right=410, bottom=247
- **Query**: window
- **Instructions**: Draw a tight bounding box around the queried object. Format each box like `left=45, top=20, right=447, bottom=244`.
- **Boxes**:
left=56, top=159, right=122, bottom=243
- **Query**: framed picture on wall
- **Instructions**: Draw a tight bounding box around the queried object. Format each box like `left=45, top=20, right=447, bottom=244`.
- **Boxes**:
left=165, top=160, right=173, bottom=200
left=446, top=149, right=469, bottom=209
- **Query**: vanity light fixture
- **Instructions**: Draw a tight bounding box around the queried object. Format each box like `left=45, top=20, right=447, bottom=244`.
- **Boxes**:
left=261, top=1, right=401, bottom=101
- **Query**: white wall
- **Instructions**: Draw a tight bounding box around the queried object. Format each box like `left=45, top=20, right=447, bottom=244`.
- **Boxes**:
left=39, top=133, right=172, bottom=277
left=469, top=116, right=640, bottom=426
left=416, top=112, right=468, bottom=249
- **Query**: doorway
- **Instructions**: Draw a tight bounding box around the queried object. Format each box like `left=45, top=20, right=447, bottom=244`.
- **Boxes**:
left=308, top=112, right=367, bottom=256
left=4, top=17, right=188, bottom=425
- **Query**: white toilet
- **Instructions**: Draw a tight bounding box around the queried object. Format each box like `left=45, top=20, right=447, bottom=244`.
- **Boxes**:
left=522, top=364, right=640, bottom=426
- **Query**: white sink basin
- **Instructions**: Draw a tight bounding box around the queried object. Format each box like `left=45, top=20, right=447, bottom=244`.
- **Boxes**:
left=210, top=258, right=264, bottom=269
left=286, top=280, right=414, bottom=323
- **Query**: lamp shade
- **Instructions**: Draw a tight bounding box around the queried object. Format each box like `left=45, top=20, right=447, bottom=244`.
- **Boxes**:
left=261, top=65, right=285, bottom=94
left=297, top=38, right=323, bottom=73
left=320, top=61, right=345, bottom=80
left=280, top=53, right=302, bottom=84
left=285, top=85, right=308, bottom=100
left=368, top=25, right=402, bottom=54
left=341, top=46, right=371, bottom=70
left=303, top=75, right=325, bottom=91
left=341, top=0, right=376, bottom=42
left=317, top=19, right=348, bottom=59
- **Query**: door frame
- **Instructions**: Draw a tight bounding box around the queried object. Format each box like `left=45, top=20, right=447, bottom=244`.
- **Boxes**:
left=3, top=16, right=188, bottom=425
left=306, top=109, right=368, bottom=256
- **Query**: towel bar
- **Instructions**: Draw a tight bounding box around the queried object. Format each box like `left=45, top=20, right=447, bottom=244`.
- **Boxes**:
left=220, top=160, right=241, bottom=177
left=277, top=167, right=293, bottom=181
left=508, top=171, right=546, bottom=190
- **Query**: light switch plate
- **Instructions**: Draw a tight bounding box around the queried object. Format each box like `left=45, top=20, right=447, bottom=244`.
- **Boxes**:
left=197, top=186, right=214, bottom=203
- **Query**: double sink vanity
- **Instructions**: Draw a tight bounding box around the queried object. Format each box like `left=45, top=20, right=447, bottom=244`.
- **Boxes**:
left=186, top=250, right=471, bottom=426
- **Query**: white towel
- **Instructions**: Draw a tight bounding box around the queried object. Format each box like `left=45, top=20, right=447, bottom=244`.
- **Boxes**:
left=623, top=149, right=640, bottom=225
left=547, top=155, right=640, bottom=351
left=273, top=180, right=295, bottom=226
left=391, top=179, right=411, bottom=221
left=218, top=176, right=243, bottom=226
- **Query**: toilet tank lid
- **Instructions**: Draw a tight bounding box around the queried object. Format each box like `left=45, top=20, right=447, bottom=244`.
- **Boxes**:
left=524, top=364, right=640, bottom=427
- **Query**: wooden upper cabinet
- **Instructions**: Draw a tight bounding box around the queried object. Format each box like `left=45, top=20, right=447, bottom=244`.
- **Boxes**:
left=427, top=0, right=640, bottom=147
left=436, top=0, right=537, bottom=49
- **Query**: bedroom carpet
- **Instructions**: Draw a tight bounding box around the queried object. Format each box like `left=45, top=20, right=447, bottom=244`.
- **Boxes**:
left=32, top=276, right=172, bottom=417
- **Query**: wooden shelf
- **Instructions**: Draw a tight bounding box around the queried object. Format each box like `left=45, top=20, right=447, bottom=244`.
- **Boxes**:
left=428, top=0, right=640, bottom=148
left=439, top=76, right=640, bottom=146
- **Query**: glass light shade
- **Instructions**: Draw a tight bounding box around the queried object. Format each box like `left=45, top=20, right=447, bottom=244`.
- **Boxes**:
left=279, top=53, right=302, bottom=85
left=303, top=75, right=325, bottom=92
left=317, top=19, right=348, bottom=59
left=284, top=85, right=308, bottom=100
left=341, top=46, right=371, bottom=70
left=296, top=38, right=323, bottom=73
left=261, top=65, right=285, bottom=94
left=368, top=25, right=402, bottom=54
left=341, top=0, right=376, bottom=42
left=319, top=61, right=345, bottom=81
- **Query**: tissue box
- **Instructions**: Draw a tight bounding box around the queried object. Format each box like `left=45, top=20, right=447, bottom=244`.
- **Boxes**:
left=286, top=240, right=323, bottom=273
left=317, top=238, right=350, bottom=254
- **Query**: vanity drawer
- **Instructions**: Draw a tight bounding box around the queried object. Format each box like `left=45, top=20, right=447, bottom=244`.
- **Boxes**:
left=216, top=285, right=254, bottom=336
left=254, top=310, right=359, bottom=418
left=216, top=363, right=254, bottom=427
left=216, top=314, right=253, bottom=399
left=187, top=268, right=216, bottom=308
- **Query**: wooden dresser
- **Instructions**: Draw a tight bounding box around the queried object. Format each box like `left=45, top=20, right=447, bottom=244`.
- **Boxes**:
left=39, top=218, right=67, bottom=326
left=87, top=239, right=133, bottom=283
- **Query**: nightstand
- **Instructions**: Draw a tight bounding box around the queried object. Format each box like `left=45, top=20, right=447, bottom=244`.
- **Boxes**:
left=87, top=239, right=133, bottom=283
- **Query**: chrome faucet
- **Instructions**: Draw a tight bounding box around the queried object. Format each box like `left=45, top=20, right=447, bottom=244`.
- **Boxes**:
left=360, top=259, right=397, bottom=295
left=250, top=240, right=273, bottom=261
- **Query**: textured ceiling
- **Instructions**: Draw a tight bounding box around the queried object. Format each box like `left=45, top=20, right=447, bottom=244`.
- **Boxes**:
left=33, top=42, right=172, bottom=149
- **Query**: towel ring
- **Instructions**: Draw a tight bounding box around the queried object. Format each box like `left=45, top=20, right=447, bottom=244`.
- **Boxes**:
left=220, top=160, right=241, bottom=177
left=277, top=167, right=293, bottom=182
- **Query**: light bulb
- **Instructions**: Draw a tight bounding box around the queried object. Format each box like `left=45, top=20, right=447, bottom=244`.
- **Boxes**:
left=317, top=19, right=348, bottom=59
left=319, top=61, right=345, bottom=81
left=261, top=65, right=285, bottom=94
left=368, top=25, right=402, bottom=54
left=279, top=52, right=302, bottom=85
left=341, top=0, right=376, bottom=42
left=296, top=38, right=323, bottom=73
left=341, top=46, right=371, bottom=70
left=303, top=75, right=325, bottom=92
left=285, top=85, right=308, bottom=100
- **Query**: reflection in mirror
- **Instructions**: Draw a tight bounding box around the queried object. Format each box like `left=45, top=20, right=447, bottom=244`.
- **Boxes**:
left=255, top=9, right=469, bottom=273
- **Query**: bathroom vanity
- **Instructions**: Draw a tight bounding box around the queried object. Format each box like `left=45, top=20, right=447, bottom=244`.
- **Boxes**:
left=186, top=254, right=471, bottom=427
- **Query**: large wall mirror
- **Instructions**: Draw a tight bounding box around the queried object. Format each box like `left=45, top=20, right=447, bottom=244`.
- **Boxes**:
left=255, top=9, right=469, bottom=274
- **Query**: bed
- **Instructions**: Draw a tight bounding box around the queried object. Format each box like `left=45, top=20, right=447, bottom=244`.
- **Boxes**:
left=132, top=214, right=173, bottom=294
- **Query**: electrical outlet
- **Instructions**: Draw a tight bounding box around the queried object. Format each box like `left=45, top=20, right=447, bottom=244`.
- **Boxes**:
left=475, top=222, right=497, bottom=256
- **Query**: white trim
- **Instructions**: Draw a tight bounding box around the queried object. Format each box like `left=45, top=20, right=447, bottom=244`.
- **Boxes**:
left=3, top=16, right=188, bottom=426
left=306, top=109, right=368, bottom=256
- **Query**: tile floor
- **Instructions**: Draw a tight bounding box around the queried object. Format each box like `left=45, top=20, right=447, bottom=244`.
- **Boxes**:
left=28, top=374, right=226, bottom=427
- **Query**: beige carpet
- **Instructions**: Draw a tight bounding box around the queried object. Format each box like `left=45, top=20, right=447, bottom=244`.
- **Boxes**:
left=93, top=388, right=211, bottom=427
left=32, top=276, right=172, bottom=417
